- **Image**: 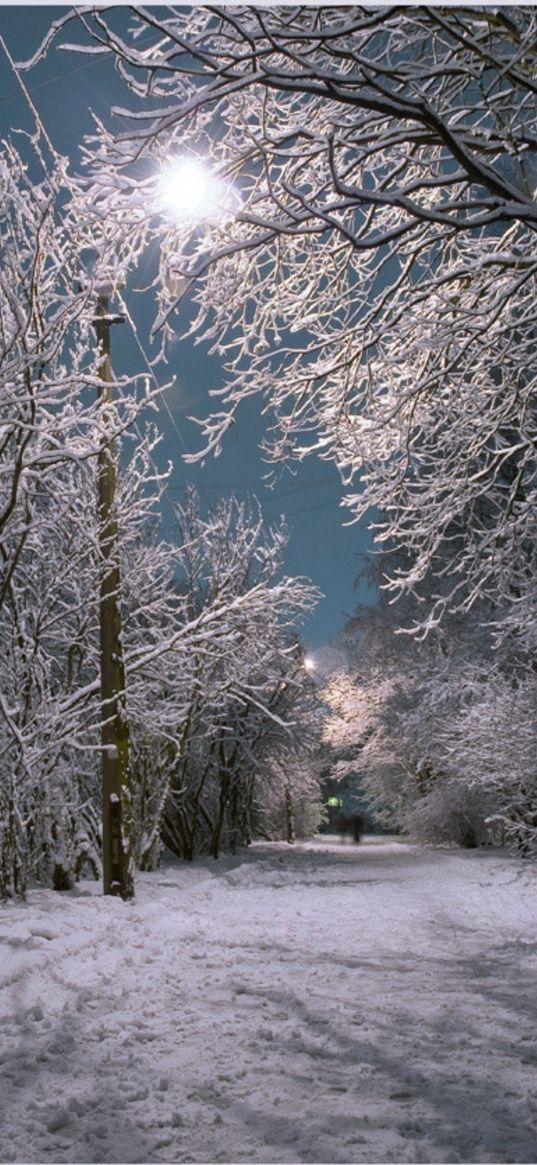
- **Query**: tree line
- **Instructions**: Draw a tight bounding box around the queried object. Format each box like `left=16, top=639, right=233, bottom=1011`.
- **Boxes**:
left=3, top=5, right=536, bottom=885
left=323, top=548, right=537, bottom=854
left=0, top=140, right=322, bottom=900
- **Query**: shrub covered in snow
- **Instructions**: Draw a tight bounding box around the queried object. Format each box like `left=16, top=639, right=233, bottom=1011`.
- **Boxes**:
left=403, top=784, right=498, bottom=850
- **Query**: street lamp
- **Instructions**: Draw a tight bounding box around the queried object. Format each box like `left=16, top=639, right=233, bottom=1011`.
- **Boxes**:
left=92, top=157, right=233, bottom=899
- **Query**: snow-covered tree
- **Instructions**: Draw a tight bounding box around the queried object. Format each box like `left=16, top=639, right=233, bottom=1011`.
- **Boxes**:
left=0, top=136, right=156, bottom=900
left=0, top=423, right=319, bottom=898
left=0, top=462, right=98, bottom=898
left=33, top=5, right=537, bottom=637
left=151, top=489, right=320, bottom=861
left=321, top=545, right=489, bottom=832
left=0, top=135, right=152, bottom=580
left=0, top=124, right=322, bottom=898
left=255, top=756, right=326, bottom=845
left=0, top=417, right=171, bottom=899
left=414, top=663, right=537, bottom=854
left=323, top=546, right=537, bottom=852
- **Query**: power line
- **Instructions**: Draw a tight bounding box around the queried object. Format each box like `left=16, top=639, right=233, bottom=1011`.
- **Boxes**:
left=0, top=51, right=107, bottom=107
left=166, top=472, right=340, bottom=497
left=0, top=35, right=58, bottom=158
left=287, top=497, right=347, bottom=519
left=118, top=294, right=213, bottom=517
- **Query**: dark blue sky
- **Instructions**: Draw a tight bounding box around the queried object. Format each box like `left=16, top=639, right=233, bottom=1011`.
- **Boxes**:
left=0, top=4, right=376, bottom=650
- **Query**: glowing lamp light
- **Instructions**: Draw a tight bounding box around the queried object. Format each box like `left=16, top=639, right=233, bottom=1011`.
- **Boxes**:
left=305, top=647, right=345, bottom=679
left=156, top=158, right=237, bottom=224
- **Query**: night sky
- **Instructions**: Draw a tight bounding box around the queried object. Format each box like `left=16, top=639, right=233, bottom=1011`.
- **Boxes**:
left=0, top=3, right=376, bottom=651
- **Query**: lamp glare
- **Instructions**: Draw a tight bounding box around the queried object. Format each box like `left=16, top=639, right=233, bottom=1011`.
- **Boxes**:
left=157, top=159, right=217, bottom=221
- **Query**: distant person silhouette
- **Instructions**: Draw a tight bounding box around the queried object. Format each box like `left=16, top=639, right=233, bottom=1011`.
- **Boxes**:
left=336, top=813, right=364, bottom=843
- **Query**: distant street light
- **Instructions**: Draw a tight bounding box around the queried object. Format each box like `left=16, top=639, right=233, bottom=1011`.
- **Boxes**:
left=303, top=647, right=346, bottom=681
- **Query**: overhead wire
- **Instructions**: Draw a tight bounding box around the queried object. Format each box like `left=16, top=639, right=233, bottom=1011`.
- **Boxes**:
left=0, top=35, right=58, bottom=159
left=166, top=471, right=340, bottom=496
left=116, top=293, right=214, bottom=523
left=0, top=52, right=109, bottom=107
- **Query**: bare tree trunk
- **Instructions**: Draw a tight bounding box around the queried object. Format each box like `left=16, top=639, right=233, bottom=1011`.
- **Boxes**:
left=284, top=784, right=295, bottom=845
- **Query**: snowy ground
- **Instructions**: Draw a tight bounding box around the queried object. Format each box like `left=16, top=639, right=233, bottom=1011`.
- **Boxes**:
left=2, top=838, right=537, bottom=1165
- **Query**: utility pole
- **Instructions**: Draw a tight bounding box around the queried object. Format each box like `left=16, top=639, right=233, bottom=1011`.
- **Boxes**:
left=94, top=289, right=134, bottom=900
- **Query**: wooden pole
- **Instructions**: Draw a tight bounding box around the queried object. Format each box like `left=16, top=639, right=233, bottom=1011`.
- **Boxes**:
left=94, top=292, right=134, bottom=900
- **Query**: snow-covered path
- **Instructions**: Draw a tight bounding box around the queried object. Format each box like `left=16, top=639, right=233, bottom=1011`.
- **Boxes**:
left=1, top=838, right=537, bottom=1165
